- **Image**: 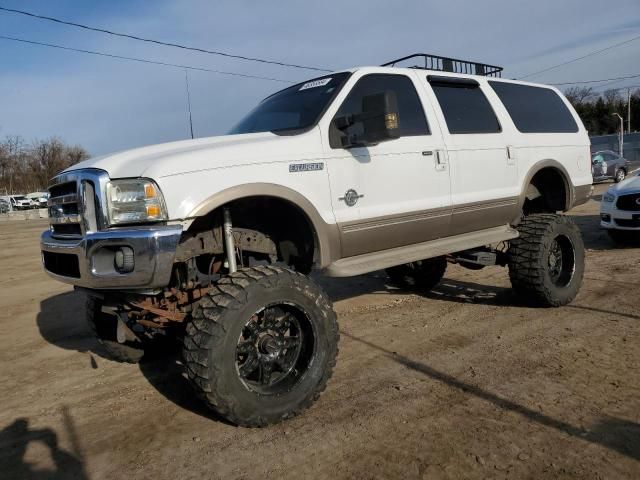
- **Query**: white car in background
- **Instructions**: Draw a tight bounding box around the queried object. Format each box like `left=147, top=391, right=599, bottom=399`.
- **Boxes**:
left=8, top=195, right=32, bottom=210
left=26, top=192, right=49, bottom=208
left=600, top=172, right=640, bottom=243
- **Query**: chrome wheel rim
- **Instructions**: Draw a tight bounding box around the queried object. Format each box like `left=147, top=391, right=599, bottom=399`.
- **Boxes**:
left=548, top=234, right=576, bottom=287
left=235, top=302, right=315, bottom=395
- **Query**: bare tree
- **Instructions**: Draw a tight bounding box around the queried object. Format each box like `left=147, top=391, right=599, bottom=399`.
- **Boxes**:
left=564, top=86, right=594, bottom=105
left=0, top=135, right=89, bottom=194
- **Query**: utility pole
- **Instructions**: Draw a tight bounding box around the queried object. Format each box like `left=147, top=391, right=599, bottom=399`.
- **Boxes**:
left=184, top=69, right=194, bottom=140
left=612, top=113, right=624, bottom=157
left=627, top=87, right=631, bottom=133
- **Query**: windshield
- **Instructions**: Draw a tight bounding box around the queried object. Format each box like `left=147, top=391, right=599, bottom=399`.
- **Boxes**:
left=13, top=196, right=27, bottom=201
left=230, top=72, right=350, bottom=135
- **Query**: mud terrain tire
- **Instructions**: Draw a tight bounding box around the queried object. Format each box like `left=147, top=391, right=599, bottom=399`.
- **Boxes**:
left=183, top=266, right=339, bottom=427
left=386, top=256, right=447, bottom=291
left=508, top=214, right=584, bottom=307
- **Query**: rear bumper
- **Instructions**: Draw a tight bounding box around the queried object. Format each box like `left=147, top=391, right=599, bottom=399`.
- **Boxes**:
left=572, top=184, right=593, bottom=208
left=41, top=225, right=182, bottom=290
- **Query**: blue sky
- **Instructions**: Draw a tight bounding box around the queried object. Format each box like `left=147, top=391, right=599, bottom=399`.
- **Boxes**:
left=0, top=0, right=639, bottom=155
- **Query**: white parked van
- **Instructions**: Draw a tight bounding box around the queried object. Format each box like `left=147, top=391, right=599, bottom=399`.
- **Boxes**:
left=41, top=54, right=592, bottom=426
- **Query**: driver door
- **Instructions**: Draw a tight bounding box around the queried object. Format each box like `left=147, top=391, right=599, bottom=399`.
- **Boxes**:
left=322, top=72, right=451, bottom=258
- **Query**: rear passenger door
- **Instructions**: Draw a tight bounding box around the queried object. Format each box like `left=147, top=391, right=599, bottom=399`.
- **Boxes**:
left=322, top=72, right=451, bottom=258
left=423, top=76, right=519, bottom=236
left=602, top=153, right=619, bottom=177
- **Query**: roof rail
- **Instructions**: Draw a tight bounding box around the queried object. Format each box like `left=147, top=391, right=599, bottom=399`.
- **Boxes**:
left=381, top=53, right=503, bottom=77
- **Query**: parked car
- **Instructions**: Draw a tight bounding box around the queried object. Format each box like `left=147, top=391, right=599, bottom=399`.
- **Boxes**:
left=600, top=171, right=640, bottom=243
left=41, top=53, right=592, bottom=427
left=592, top=150, right=630, bottom=183
left=8, top=195, right=32, bottom=210
left=0, top=198, right=10, bottom=214
left=26, top=192, right=49, bottom=208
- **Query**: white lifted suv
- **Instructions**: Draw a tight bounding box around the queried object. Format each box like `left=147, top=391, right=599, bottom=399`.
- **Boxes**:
left=41, top=54, right=593, bottom=426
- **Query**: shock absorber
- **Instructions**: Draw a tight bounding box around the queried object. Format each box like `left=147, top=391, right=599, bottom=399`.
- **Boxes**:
left=223, top=207, right=238, bottom=273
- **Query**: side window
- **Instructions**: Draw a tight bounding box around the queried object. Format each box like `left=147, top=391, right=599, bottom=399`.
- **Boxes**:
left=330, top=74, right=429, bottom=148
left=489, top=81, right=579, bottom=133
left=429, top=77, right=501, bottom=134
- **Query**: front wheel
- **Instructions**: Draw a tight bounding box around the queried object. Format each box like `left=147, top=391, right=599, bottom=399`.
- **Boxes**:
left=183, top=266, right=339, bottom=427
left=614, top=169, right=626, bottom=183
left=508, top=214, right=585, bottom=307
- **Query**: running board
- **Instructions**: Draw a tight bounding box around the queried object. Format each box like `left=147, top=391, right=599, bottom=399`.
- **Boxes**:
left=324, top=225, right=518, bottom=277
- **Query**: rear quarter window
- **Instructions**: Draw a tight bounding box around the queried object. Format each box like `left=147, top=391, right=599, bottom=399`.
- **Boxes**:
left=489, top=82, right=579, bottom=133
left=429, top=78, right=501, bottom=134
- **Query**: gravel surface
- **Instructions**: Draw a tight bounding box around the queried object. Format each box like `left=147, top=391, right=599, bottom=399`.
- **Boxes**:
left=0, top=182, right=638, bottom=479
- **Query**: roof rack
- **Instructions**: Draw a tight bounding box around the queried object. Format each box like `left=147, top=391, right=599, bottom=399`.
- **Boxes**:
left=381, top=53, right=503, bottom=78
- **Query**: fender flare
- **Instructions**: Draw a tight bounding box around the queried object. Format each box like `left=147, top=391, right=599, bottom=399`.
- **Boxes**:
left=186, top=183, right=340, bottom=268
left=516, top=159, right=574, bottom=217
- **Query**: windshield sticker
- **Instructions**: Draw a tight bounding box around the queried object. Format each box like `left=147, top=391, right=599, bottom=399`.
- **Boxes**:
left=299, top=78, right=332, bottom=91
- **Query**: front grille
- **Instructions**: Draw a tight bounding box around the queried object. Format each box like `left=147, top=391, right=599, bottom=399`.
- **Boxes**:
left=47, top=169, right=107, bottom=240
left=615, top=218, right=640, bottom=228
left=48, top=180, right=82, bottom=238
left=42, top=251, right=81, bottom=278
left=49, top=181, right=76, bottom=198
left=616, top=193, right=640, bottom=211
left=51, top=224, right=82, bottom=236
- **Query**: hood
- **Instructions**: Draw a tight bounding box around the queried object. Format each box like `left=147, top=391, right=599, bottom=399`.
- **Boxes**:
left=609, top=174, right=640, bottom=193
left=65, top=130, right=323, bottom=179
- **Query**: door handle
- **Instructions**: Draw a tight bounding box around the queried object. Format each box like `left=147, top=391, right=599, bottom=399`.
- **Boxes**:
left=507, top=145, right=516, bottom=166
left=435, top=150, right=447, bottom=171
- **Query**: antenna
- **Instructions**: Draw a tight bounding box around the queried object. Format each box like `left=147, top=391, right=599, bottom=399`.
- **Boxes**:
left=184, top=69, right=194, bottom=139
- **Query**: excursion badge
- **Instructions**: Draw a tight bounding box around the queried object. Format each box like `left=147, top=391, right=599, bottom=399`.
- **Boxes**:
left=289, top=162, right=324, bottom=173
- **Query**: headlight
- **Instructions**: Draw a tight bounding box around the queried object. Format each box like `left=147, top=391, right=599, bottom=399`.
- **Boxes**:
left=106, top=179, right=167, bottom=225
left=603, top=191, right=616, bottom=203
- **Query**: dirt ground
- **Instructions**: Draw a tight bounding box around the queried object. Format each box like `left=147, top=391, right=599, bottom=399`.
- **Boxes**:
left=1, top=182, right=639, bottom=480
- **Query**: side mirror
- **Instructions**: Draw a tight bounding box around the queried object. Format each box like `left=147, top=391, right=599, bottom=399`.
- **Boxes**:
left=360, top=91, right=400, bottom=145
left=333, top=90, right=400, bottom=148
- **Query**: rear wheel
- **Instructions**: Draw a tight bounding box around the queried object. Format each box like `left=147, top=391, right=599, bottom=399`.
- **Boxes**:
left=386, top=256, right=447, bottom=291
left=508, top=214, right=584, bottom=307
left=183, top=266, right=338, bottom=427
left=614, top=169, right=626, bottom=183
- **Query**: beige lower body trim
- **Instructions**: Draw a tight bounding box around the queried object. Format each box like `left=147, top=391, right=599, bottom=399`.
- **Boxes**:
left=324, top=224, right=518, bottom=277
left=338, top=207, right=449, bottom=258
left=337, top=197, right=519, bottom=258
left=449, top=197, right=519, bottom=236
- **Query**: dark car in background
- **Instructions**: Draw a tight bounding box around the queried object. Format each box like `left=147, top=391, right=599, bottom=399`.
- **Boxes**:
left=592, top=150, right=631, bottom=183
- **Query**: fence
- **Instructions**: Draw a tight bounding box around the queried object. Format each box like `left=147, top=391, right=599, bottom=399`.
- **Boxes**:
left=590, top=132, right=640, bottom=162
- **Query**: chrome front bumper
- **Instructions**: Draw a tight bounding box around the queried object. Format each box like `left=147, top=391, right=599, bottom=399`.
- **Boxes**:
left=41, top=225, right=182, bottom=290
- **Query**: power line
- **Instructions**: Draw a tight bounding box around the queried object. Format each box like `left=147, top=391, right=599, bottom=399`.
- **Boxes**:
left=0, top=34, right=294, bottom=83
left=518, top=33, right=640, bottom=80
left=551, top=73, right=640, bottom=86
left=0, top=5, right=332, bottom=73
left=184, top=70, right=194, bottom=139
left=591, top=77, right=640, bottom=92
